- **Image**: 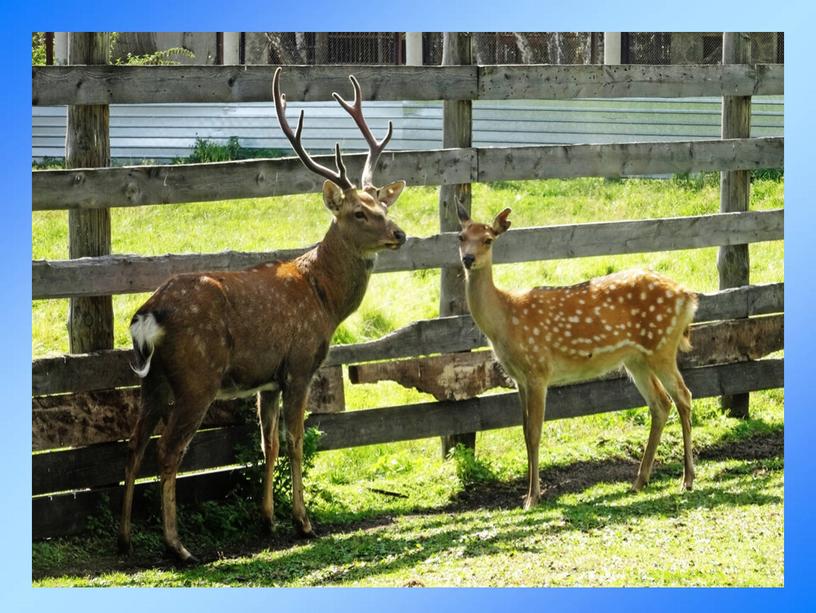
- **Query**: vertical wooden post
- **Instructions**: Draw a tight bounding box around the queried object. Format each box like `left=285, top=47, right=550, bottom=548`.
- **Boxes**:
left=439, top=32, right=475, bottom=457
left=222, top=32, right=241, bottom=65
left=604, top=32, right=622, bottom=64
left=67, top=32, right=113, bottom=354
left=719, top=32, right=752, bottom=419
left=405, top=32, right=422, bottom=66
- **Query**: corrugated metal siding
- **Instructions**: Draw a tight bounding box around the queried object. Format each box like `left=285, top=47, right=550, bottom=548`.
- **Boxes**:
left=33, top=97, right=783, bottom=161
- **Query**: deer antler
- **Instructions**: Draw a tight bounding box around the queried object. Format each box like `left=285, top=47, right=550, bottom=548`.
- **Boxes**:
left=332, top=75, right=394, bottom=190
left=272, top=67, right=354, bottom=191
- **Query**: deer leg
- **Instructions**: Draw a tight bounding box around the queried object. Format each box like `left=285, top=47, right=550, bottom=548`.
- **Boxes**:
left=257, top=389, right=281, bottom=531
left=522, top=382, right=547, bottom=510
left=655, top=363, right=695, bottom=490
left=626, top=361, right=672, bottom=491
left=517, top=384, right=530, bottom=501
left=118, top=372, right=170, bottom=555
left=157, top=395, right=211, bottom=564
left=282, top=377, right=315, bottom=538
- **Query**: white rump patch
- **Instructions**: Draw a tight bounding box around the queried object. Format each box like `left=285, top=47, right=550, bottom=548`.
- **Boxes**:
left=129, top=313, right=165, bottom=378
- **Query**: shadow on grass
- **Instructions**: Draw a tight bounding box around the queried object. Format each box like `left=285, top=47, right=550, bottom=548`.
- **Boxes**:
left=33, top=424, right=782, bottom=584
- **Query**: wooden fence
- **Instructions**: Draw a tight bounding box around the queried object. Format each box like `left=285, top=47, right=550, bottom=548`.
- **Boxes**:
left=32, top=51, right=784, bottom=539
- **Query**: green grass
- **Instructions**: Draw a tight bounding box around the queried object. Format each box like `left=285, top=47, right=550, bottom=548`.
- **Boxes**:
left=32, top=176, right=784, bottom=586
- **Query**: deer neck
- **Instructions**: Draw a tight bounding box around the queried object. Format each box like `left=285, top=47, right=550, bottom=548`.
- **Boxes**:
left=299, top=220, right=375, bottom=325
left=464, top=262, right=508, bottom=339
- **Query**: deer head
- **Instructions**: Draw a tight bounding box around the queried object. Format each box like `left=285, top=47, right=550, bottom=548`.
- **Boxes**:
left=273, top=67, right=406, bottom=255
left=456, top=205, right=512, bottom=271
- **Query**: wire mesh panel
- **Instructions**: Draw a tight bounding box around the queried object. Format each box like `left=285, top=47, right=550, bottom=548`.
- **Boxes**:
left=623, top=32, right=783, bottom=65
left=256, top=32, right=402, bottom=65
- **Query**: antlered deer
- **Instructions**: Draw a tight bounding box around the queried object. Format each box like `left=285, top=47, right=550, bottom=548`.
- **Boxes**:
left=456, top=207, right=698, bottom=508
left=119, top=68, right=407, bottom=563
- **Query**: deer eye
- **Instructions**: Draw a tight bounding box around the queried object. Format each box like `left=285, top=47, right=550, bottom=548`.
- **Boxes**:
left=484, top=238, right=493, bottom=246
left=457, top=234, right=465, bottom=242
left=354, top=211, right=367, bottom=220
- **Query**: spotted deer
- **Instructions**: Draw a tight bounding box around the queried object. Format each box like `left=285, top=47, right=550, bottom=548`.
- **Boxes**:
left=118, top=68, right=407, bottom=563
left=456, top=207, right=698, bottom=508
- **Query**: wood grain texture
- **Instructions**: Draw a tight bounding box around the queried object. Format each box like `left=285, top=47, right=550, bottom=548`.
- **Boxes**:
left=31, top=63, right=782, bottom=106
left=33, top=359, right=784, bottom=498
left=719, top=33, right=755, bottom=419
left=347, top=315, right=783, bottom=399
left=32, top=65, right=478, bottom=106
left=479, top=63, right=783, bottom=99
left=32, top=138, right=781, bottom=211
left=66, top=32, right=113, bottom=353
left=31, top=283, right=783, bottom=397
left=32, top=209, right=783, bottom=299
left=32, top=149, right=476, bottom=211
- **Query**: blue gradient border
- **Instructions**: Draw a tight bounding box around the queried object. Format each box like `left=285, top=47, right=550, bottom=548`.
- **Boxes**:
left=7, top=0, right=812, bottom=610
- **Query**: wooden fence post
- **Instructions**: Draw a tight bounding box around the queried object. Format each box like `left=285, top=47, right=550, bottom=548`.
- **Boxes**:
left=439, top=32, right=475, bottom=457
left=67, top=32, right=113, bottom=353
left=719, top=32, right=752, bottom=419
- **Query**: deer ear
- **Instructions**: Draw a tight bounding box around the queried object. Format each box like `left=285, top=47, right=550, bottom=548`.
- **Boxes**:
left=322, top=180, right=345, bottom=215
left=377, top=180, right=405, bottom=208
left=456, top=203, right=471, bottom=228
left=491, top=208, right=512, bottom=235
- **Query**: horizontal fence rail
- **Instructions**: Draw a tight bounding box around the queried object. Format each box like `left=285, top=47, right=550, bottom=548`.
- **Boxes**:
left=32, top=313, right=783, bottom=452
left=32, top=357, right=784, bottom=537
left=32, top=209, right=784, bottom=299
left=32, top=64, right=783, bottom=106
left=32, top=137, right=783, bottom=211
left=32, top=283, right=783, bottom=397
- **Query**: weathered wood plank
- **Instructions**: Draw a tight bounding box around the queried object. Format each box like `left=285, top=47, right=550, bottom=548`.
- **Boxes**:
left=65, top=32, right=113, bottom=354
left=311, top=359, right=783, bottom=450
left=32, top=359, right=784, bottom=497
left=32, top=209, right=783, bottom=299
left=33, top=468, right=243, bottom=540
left=31, top=283, right=783, bottom=397
left=31, top=63, right=782, bottom=107
left=479, top=64, right=783, bottom=99
left=438, top=32, right=476, bottom=454
left=32, top=389, right=252, bottom=451
left=477, top=137, right=783, bottom=182
left=33, top=424, right=256, bottom=496
left=346, top=315, right=783, bottom=399
left=32, top=65, right=479, bottom=106
left=719, top=33, right=754, bottom=420
left=32, top=356, right=342, bottom=410
left=32, top=138, right=781, bottom=211
left=32, top=148, right=476, bottom=211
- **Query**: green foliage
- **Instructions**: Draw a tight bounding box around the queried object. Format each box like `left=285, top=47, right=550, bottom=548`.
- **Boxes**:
left=173, top=137, right=289, bottom=165
left=114, top=41, right=194, bottom=66
left=32, top=157, right=64, bottom=170
left=32, top=32, right=46, bottom=65
left=234, top=416, right=323, bottom=517
left=449, top=444, right=497, bottom=487
left=179, top=137, right=243, bottom=164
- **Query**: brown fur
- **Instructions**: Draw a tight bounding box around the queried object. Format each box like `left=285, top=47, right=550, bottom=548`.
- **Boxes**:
left=458, top=208, right=699, bottom=509
left=119, top=71, right=407, bottom=563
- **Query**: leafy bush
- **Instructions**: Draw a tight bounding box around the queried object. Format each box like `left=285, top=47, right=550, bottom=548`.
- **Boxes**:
left=448, top=444, right=497, bottom=487
left=173, top=137, right=289, bottom=165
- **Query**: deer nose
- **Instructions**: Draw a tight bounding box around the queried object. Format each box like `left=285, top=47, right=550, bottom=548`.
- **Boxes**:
left=462, top=254, right=475, bottom=269
left=393, top=229, right=406, bottom=244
